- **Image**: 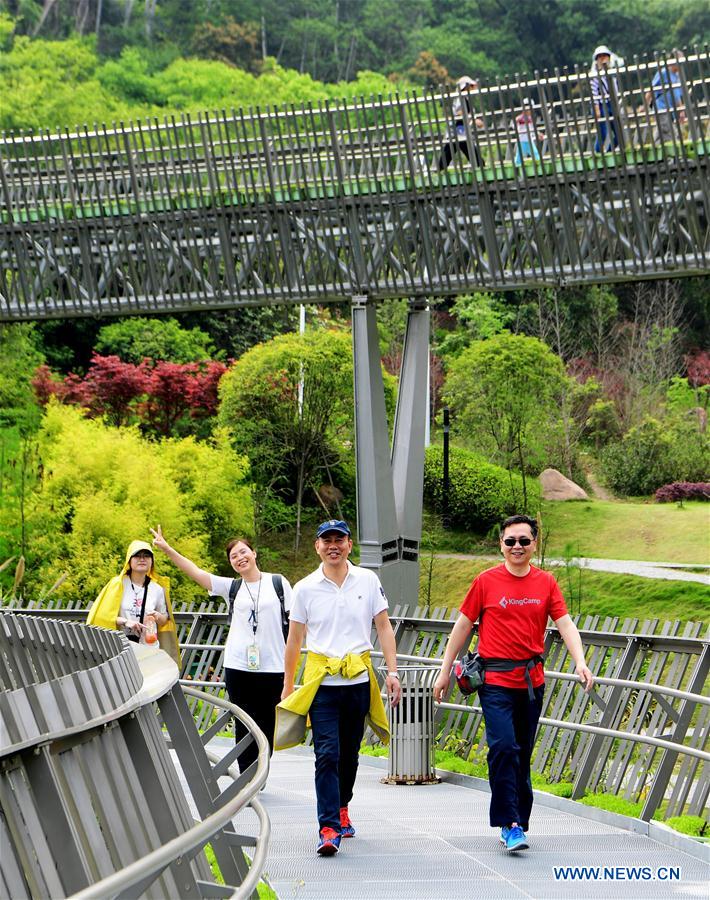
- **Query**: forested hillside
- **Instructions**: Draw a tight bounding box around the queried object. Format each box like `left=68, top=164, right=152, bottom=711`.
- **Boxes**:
left=3, top=0, right=709, bottom=85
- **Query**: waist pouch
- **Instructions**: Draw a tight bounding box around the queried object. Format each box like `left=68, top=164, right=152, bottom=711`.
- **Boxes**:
left=456, top=653, right=544, bottom=700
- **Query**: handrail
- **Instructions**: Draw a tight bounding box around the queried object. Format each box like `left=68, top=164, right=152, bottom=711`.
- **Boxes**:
left=0, top=49, right=706, bottom=144
left=69, top=687, right=270, bottom=900
left=435, top=698, right=710, bottom=762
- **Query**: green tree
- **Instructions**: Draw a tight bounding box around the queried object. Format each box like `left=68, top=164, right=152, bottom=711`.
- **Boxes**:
left=95, top=317, right=217, bottom=364
left=218, top=329, right=352, bottom=547
left=436, top=292, right=513, bottom=358
left=8, top=403, right=253, bottom=603
left=443, top=332, right=567, bottom=509
left=218, top=328, right=395, bottom=547
left=192, top=16, right=260, bottom=71
left=601, top=416, right=710, bottom=496
left=0, top=323, right=44, bottom=432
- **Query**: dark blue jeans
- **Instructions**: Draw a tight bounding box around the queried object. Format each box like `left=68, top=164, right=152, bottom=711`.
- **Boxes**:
left=594, top=100, right=619, bottom=152
left=309, top=682, right=370, bottom=832
left=479, top=683, right=545, bottom=831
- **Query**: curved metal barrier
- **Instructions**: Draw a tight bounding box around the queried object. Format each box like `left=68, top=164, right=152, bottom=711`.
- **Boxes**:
left=5, top=602, right=709, bottom=824
left=0, top=612, right=270, bottom=900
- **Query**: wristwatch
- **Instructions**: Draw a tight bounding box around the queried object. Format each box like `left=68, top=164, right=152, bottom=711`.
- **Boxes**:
left=388, top=672, right=399, bottom=679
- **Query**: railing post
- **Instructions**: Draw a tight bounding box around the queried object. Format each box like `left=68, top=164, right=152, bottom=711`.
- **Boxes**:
left=640, top=642, right=710, bottom=821
left=571, top=636, right=641, bottom=799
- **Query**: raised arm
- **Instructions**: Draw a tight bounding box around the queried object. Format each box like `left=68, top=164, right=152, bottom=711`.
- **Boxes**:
left=554, top=614, right=594, bottom=692
left=150, top=525, right=212, bottom=592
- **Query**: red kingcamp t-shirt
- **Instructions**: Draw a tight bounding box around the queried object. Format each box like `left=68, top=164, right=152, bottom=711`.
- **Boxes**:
left=459, top=564, right=568, bottom=689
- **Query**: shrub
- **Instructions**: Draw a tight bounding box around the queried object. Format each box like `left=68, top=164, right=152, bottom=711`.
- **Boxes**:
left=601, top=417, right=710, bottom=496
left=655, top=482, right=710, bottom=503
left=424, top=445, right=537, bottom=532
left=663, top=815, right=707, bottom=837
left=9, top=404, right=253, bottom=604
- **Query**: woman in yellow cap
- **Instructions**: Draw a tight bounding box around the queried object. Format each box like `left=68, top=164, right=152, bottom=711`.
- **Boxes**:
left=86, top=540, right=180, bottom=665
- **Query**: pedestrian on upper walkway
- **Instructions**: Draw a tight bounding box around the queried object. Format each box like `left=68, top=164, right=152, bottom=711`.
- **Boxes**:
left=514, top=100, right=543, bottom=165
left=433, top=514, right=594, bottom=853
left=643, top=51, right=687, bottom=146
left=589, top=45, right=622, bottom=152
left=150, top=525, right=292, bottom=776
left=276, top=519, right=401, bottom=856
left=87, top=539, right=181, bottom=665
left=437, top=75, right=485, bottom=170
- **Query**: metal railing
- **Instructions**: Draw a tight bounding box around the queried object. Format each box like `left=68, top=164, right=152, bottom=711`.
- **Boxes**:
left=0, top=612, right=271, bottom=899
left=6, top=599, right=708, bottom=822
left=1, top=49, right=708, bottom=320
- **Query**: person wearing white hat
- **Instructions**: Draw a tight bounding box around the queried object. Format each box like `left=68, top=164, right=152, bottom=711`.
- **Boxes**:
left=437, top=75, right=485, bottom=170
left=589, top=45, right=622, bottom=152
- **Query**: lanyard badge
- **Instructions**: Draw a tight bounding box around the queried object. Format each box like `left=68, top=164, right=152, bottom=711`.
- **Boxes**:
left=245, top=579, right=261, bottom=670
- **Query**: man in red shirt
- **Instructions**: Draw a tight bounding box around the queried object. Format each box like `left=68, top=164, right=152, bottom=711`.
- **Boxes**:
left=433, top=514, right=593, bottom=852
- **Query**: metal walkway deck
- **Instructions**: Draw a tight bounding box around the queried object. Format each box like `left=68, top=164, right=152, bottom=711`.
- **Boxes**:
left=201, top=740, right=709, bottom=900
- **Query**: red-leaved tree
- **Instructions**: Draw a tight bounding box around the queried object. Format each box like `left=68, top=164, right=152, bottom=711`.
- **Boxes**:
left=33, top=356, right=228, bottom=437
left=83, top=354, right=149, bottom=426
left=686, top=350, right=710, bottom=388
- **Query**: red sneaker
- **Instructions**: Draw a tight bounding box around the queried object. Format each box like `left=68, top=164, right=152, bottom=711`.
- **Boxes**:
left=339, top=806, right=355, bottom=838
left=317, top=826, right=341, bottom=856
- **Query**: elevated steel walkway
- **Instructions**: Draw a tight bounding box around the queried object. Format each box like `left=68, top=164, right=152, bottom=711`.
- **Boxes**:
left=214, top=742, right=710, bottom=900
left=1, top=51, right=708, bottom=321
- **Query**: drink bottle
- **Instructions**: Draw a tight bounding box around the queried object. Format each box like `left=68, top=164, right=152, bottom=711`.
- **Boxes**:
left=145, top=619, right=158, bottom=644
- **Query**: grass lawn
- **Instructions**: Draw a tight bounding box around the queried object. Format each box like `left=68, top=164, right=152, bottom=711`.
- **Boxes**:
left=538, top=499, right=710, bottom=564
left=257, top=504, right=710, bottom=628
left=418, top=556, right=710, bottom=625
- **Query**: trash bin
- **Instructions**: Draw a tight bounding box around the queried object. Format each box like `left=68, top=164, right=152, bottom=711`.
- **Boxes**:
left=382, top=663, right=441, bottom=785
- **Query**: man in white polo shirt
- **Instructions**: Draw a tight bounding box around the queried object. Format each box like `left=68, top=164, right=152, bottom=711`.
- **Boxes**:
left=280, top=519, right=401, bottom=856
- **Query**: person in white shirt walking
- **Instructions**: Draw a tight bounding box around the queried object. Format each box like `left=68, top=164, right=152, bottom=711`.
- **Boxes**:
left=278, top=520, right=401, bottom=856
left=151, top=525, right=292, bottom=775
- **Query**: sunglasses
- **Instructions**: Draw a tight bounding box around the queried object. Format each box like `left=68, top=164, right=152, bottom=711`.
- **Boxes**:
left=502, top=536, right=533, bottom=547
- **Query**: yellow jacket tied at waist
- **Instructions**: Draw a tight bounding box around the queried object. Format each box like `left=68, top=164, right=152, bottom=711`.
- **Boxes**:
left=274, top=650, right=389, bottom=751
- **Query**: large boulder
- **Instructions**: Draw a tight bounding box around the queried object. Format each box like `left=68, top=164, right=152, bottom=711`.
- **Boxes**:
left=539, top=468, right=588, bottom=500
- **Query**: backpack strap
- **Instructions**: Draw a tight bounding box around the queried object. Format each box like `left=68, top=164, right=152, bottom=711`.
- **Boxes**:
left=271, top=573, right=289, bottom=641
left=228, top=577, right=242, bottom=621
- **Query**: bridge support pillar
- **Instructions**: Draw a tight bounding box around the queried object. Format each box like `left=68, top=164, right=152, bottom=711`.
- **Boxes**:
left=351, top=295, right=430, bottom=614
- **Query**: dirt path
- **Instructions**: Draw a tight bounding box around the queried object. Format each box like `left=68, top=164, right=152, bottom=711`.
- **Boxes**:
left=585, top=470, right=613, bottom=500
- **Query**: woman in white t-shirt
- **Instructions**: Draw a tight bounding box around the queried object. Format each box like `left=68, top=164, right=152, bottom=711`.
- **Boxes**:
left=150, top=525, right=292, bottom=774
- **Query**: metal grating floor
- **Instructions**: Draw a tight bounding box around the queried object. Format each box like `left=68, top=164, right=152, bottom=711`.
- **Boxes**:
left=198, top=742, right=709, bottom=900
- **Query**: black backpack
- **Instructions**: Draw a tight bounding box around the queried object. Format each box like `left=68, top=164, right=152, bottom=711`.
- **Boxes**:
left=228, top=573, right=289, bottom=641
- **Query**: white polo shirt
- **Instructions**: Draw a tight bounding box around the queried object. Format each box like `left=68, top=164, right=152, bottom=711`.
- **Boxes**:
left=290, top=561, right=388, bottom=686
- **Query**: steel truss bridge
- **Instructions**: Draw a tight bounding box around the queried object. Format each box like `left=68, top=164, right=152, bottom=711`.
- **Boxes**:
left=1, top=51, right=708, bottom=606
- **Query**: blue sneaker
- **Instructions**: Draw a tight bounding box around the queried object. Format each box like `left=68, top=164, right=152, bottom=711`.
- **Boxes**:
left=499, top=826, right=511, bottom=845
left=317, top=826, right=341, bottom=856
left=505, top=825, right=529, bottom=852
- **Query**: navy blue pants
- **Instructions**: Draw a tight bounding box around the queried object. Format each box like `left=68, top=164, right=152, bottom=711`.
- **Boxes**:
left=479, top=683, right=545, bottom=831
left=309, top=682, right=370, bottom=832
left=594, top=100, right=619, bottom=152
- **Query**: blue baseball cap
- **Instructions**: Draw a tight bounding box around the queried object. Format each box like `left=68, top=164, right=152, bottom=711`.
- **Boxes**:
left=316, top=519, right=351, bottom=538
